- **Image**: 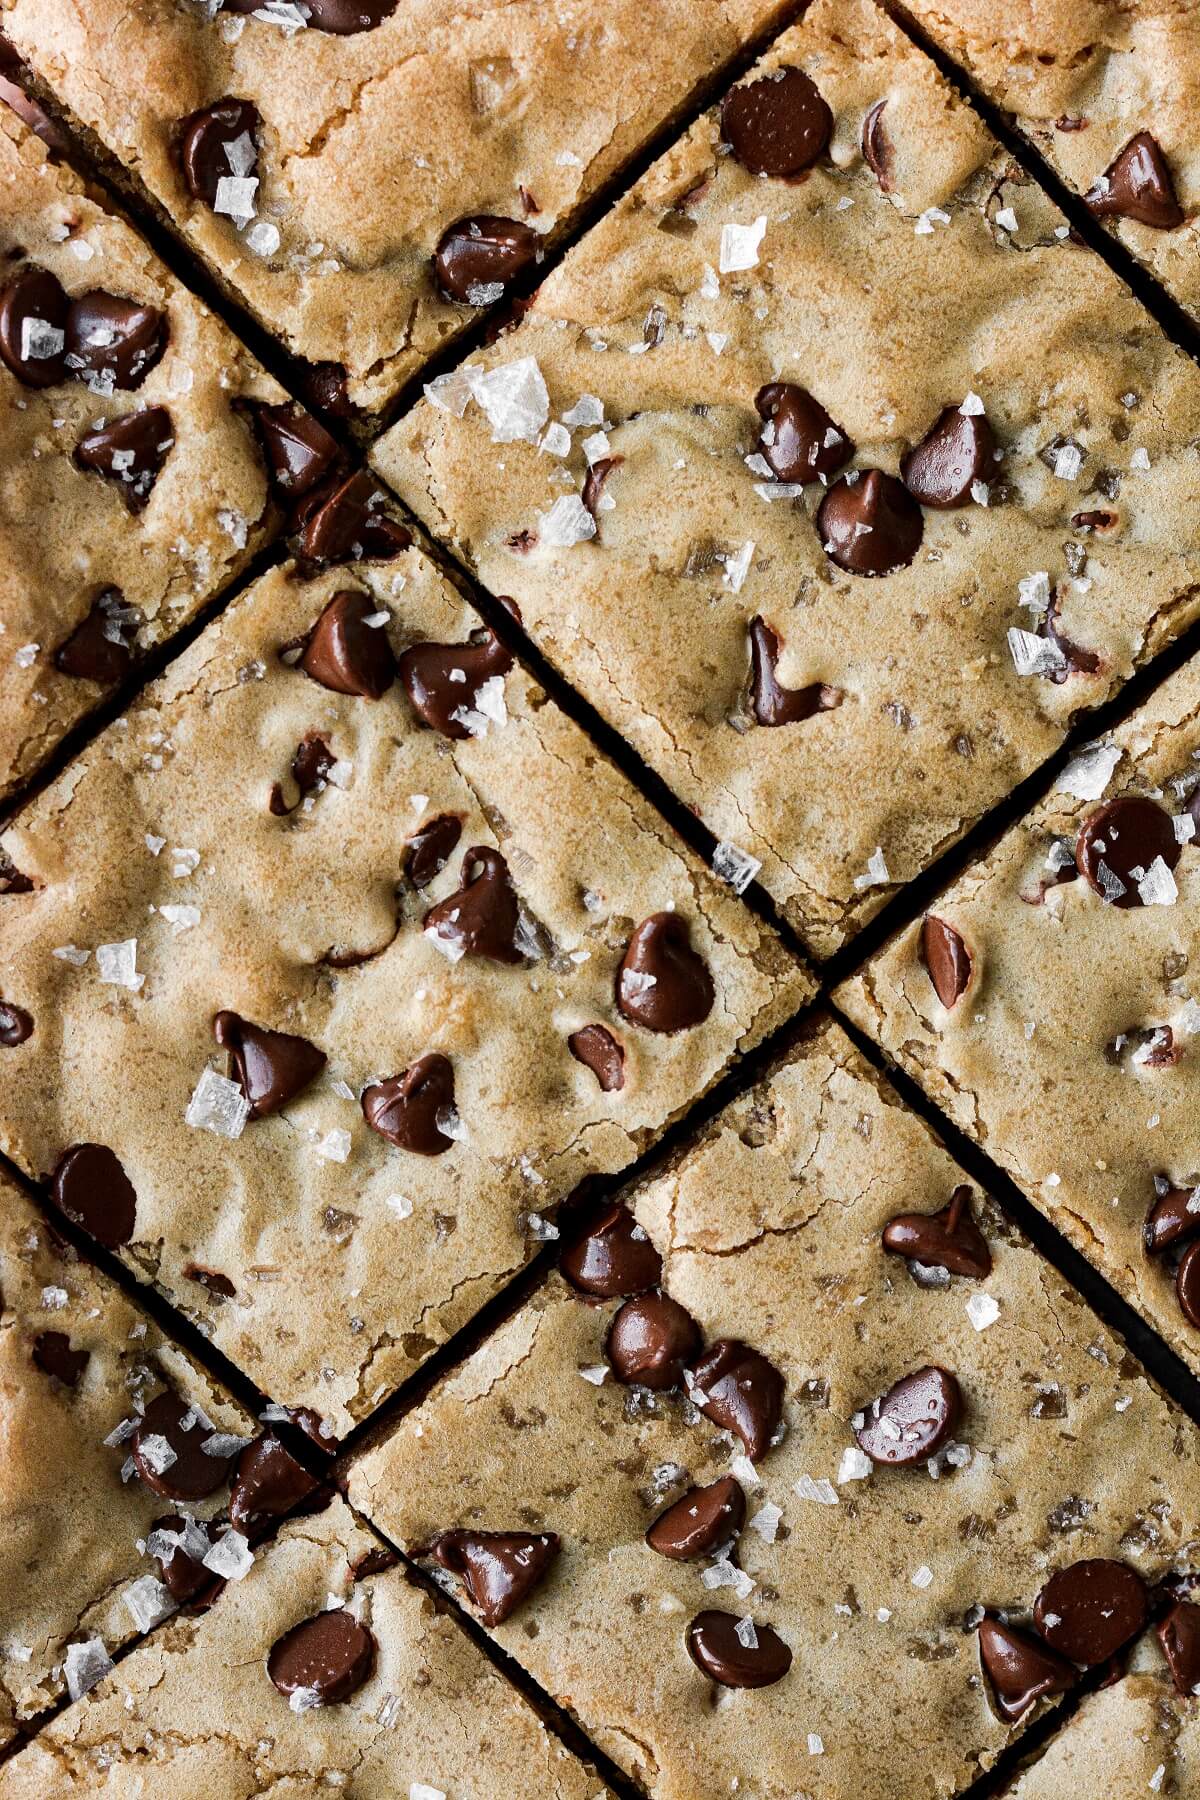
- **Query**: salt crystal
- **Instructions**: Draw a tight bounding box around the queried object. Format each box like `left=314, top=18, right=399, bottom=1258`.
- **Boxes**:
left=523, top=1211, right=559, bottom=1242
left=1053, top=443, right=1082, bottom=481
left=540, top=421, right=571, bottom=458
left=387, top=1194, right=414, bottom=1220
left=837, top=1446, right=872, bottom=1483
left=995, top=207, right=1018, bottom=232
left=561, top=395, right=605, bottom=427
left=20, top=317, right=64, bottom=362
left=734, top=1617, right=758, bottom=1650
left=203, top=1432, right=253, bottom=1458
left=582, top=431, right=610, bottom=465
left=159, top=904, right=200, bottom=934
left=719, top=215, right=767, bottom=273
left=1131, top=447, right=1151, bottom=472
left=722, top=540, right=755, bottom=592
left=1057, top=742, right=1120, bottom=801
left=703, top=1558, right=755, bottom=1598
left=64, top=1638, right=114, bottom=1702
left=911, top=1565, right=934, bottom=1589
left=967, top=1292, right=1000, bottom=1331
left=41, top=1285, right=68, bottom=1309
left=53, top=944, right=91, bottom=966
left=96, top=939, right=144, bottom=991
left=244, top=221, right=280, bottom=257
left=1017, top=570, right=1051, bottom=616
left=1095, top=861, right=1127, bottom=903
left=795, top=1474, right=838, bottom=1506
left=1008, top=627, right=1067, bottom=678
left=1174, top=812, right=1196, bottom=845
left=137, top=1434, right=177, bottom=1477
left=466, top=357, right=549, bottom=443
left=314, top=1129, right=352, bottom=1163
left=410, top=1786, right=447, bottom=1800
left=853, top=846, right=890, bottom=891
left=579, top=1364, right=608, bottom=1385
left=424, top=369, right=473, bottom=417
left=712, top=840, right=761, bottom=894
left=540, top=494, right=596, bottom=547
left=730, top=1454, right=759, bottom=1487
left=185, top=1067, right=251, bottom=1139
left=1138, top=856, right=1178, bottom=906
left=748, top=1502, right=782, bottom=1542
left=202, top=1529, right=254, bottom=1580
left=807, top=1733, right=824, bottom=1756
left=214, top=175, right=258, bottom=221
left=877, top=1607, right=891, bottom=1622
left=289, top=1686, right=324, bottom=1712
left=123, top=1575, right=174, bottom=1632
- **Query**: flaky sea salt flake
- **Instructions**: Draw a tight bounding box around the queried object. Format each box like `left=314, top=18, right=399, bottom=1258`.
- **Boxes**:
left=966, top=1292, right=1000, bottom=1331
left=1138, top=856, right=1178, bottom=906
left=123, top=1575, right=175, bottom=1632
left=795, top=1474, right=838, bottom=1506
left=466, top=357, right=549, bottom=443
left=719, top=215, right=767, bottom=273
left=712, top=840, right=761, bottom=894
left=64, top=1638, right=113, bottom=1702
left=97, top=938, right=144, bottom=991
left=185, top=1067, right=251, bottom=1140
left=1058, top=742, right=1120, bottom=801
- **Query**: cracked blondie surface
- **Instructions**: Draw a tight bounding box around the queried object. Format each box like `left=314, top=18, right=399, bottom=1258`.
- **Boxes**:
left=1001, top=1663, right=1200, bottom=1797
left=840, top=652, right=1200, bottom=1378
left=0, top=111, right=288, bottom=801
left=904, top=1, right=1200, bottom=324
left=0, top=1494, right=600, bottom=1796
left=350, top=1017, right=1200, bottom=1799
left=0, top=546, right=805, bottom=1436
left=0, top=1167, right=258, bottom=1739
left=375, top=0, right=1200, bottom=958
left=0, top=0, right=796, bottom=419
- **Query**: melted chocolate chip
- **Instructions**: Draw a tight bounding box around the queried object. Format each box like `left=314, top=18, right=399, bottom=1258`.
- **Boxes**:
left=300, top=590, right=395, bottom=698
left=66, top=291, right=165, bottom=390
left=1144, top=1182, right=1200, bottom=1256
left=430, top=1530, right=560, bottom=1626
left=75, top=407, right=173, bottom=510
left=253, top=402, right=340, bottom=498
left=297, top=361, right=354, bottom=421
left=32, top=1329, right=89, bottom=1387
left=213, top=1011, right=327, bottom=1117
left=1158, top=1599, right=1200, bottom=1697
left=690, top=1339, right=784, bottom=1461
left=296, top=469, right=410, bottom=565
left=721, top=67, right=831, bottom=178
left=54, top=592, right=137, bottom=685
left=351, top=1546, right=399, bottom=1579
left=404, top=813, right=463, bottom=889
left=686, top=1610, right=792, bottom=1688
left=51, top=1143, right=137, bottom=1247
left=269, top=732, right=336, bottom=815
left=606, top=1292, right=701, bottom=1389
left=977, top=1615, right=1076, bottom=1721
left=818, top=469, right=923, bottom=576
left=617, top=913, right=714, bottom=1034
left=361, top=1053, right=456, bottom=1155
left=1034, top=1560, right=1148, bottom=1664
left=900, top=406, right=994, bottom=508
left=861, top=100, right=893, bottom=190
left=301, top=0, right=396, bottom=30
left=1075, top=795, right=1181, bottom=908
left=560, top=1203, right=660, bottom=1298
left=568, top=1024, right=625, bottom=1093
left=582, top=455, right=623, bottom=526
left=1086, top=133, right=1184, bottom=230
left=882, top=1186, right=992, bottom=1279
left=184, top=1264, right=236, bottom=1300
left=433, top=216, right=541, bottom=304
left=131, top=1389, right=236, bottom=1500
left=1039, top=593, right=1103, bottom=683
left=179, top=99, right=260, bottom=208
left=151, top=1513, right=222, bottom=1607
left=919, top=915, right=972, bottom=1008
left=268, top=1611, right=376, bottom=1703
left=229, top=1433, right=319, bottom=1538
left=0, top=266, right=68, bottom=386
left=399, top=629, right=513, bottom=738
left=748, top=616, right=841, bottom=727
left=755, top=383, right=853, bottom=482
left=424, top=846, right=522, bottom=963
left=854, top=1366, right=962, bottom=1467
left=1177, top=1238, right=1200, bottom=1327
left=0, top=1000, right=33, bottom=1046
left=647, top=1475, right=746, bottom=1560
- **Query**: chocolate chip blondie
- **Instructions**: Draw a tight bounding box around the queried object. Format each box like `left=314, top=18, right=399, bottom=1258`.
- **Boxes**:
left=0, top=1494, right=600, bottom=1797
left=0, top=109, right=292, bottom=802
left=1001, top=1665, right=1200, bottom=1797
left=374, top=0, right=1200, bottom=958
left=0, top=545, right=805, bottom=1438
left=0, top=0, right=797, bottom=421
left=350, top=1017, right=1200, bottom=1799
left=840, top=649, right=1200, bottom=1379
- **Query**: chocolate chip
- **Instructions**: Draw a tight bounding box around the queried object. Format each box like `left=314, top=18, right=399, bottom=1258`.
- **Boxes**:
left=54, top=591, right=137, bottom=685
left=213, top=1011, right=327, bottom=1118
left=1039, top=592, right=1103, bottom=683
left=269, top=732, right=336, bottom=815
left=721, top=67, right=831, bottom=178
left=748, top=615, right=841, bottom=727
left=65, top=291, right=165, bottom=390
left=0, top=42, right=67, bottom=153
left=1086, top=133, right=1184, bottom=230
left=351, top=1546, right=399, bottom=1579
left=433, top=216, right=541, bottom=304
left=178, top=98, right=259, bottom=208
left=151, top=1512, right=223, bottom=1608
left=131, top=1389, right=236, bottom=1500
left=854, top=1366, right=962, bottom=1467
left=617, top=913, right=714, bottom=1034
left=1074, top=795, right=1181, bottom=908
left=1158, top=1599, right=1200, bottom=1697
left=689, top=1339, right=784, bottom=1460
left=296, top=469, right=410, bottom=564
left=582, top=455, right=623, bottom=527
left=268, top=1611, right=376, bottom=1703
left=300, top=590, right=395, bottom=698
left=1144, top=1181, right=1200, bottom=1256
left=647, top=1476, right=746, bottom=1560
left=429, top=1530, right=560, bottom=1626
left=75, top=407, right=173, bottom=510
left=919, top=915, right=972, bottom=1008
left=560, top=1204, right=660, bottom=1298
left=399, top=628, right=513, bottom=738
left=297, top=360, right=354, bottom=421
left=861, top=100, right=893, bottom=190
left=568, top=1024, right=625, bottom=1093
left=900, top=405, right=994, bottom=508
left=0, top=1000, right=33, bottom=1046
left=977, top=1615, right=1076, bottom=1721
left=686, top=1610, right=792, bottom=1688
left=253, top=402, right=340, bottom=498
left=424, top=846, right=522, bottom=964
left=883, top=1186, right=992, bottom=1279
left=817, top=469, right=923, bottom=576
left=0, top=854, right=34, bottom=894
left=1177, top=1238, right=1200, bottom=1327
left=184, top=1264, right=236, bottom=1300
left=230, top=1433, right=319, bottom=1538
left=1034, top=1560, right=1148, bottom=1664
left=404, top=813, right=463, bottom=889
left=1071, top=509, right=1118, bottom=534
left=0, top=266, right=68, bottom=386
left=606, top=1292, right=701, bottom=1389
left=755, top=383, right=852, bottom=482
left=303, top=0, right=395, bottom=32
left=361, top=1052, right=457, bottom=1156
left=51, top=1143, right=137, bottom=1248
left=32, top=1329, right=89, bottom=1387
